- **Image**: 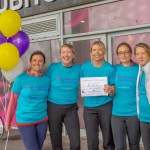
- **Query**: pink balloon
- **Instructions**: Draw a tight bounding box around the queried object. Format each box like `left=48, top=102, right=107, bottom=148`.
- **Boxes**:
left=7, top=31, right=30, bottom=56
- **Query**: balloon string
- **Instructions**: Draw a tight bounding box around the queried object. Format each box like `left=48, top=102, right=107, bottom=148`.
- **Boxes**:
left=0, top=72, right=10, bottom=150
left=2, top=75, right=7, bottom=123
left=1, top=74, right=10, bottom=124
left=4, top=131, right=9, bottom=150
left=2, top=71, right=11, bottom=87
left=0, top=97, right=5, bottom=112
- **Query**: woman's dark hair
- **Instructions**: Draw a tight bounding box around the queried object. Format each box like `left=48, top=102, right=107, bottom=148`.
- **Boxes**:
left=30, top=51, right=46, bottom=63
left=116, top=42, right=132, bottom=55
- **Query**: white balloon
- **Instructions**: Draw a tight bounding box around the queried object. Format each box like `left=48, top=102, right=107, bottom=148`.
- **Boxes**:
left=1, top=58, right=25, bottom=82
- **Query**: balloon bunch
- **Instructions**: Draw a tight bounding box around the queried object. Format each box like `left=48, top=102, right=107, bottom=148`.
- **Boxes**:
left=0, top=10, right=29, bottom=135
left=0, top=10, right=29, bottom=82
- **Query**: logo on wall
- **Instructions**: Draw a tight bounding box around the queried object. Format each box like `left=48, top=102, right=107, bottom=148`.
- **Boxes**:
left=0, top=0, right=56, bottom=13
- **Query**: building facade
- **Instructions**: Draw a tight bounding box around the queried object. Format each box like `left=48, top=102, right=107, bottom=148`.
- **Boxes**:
left=0, top=0, right=150, bottom=136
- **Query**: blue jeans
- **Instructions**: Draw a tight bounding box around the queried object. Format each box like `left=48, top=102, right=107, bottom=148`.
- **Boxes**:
left=18, top=121, right=48, bottom=150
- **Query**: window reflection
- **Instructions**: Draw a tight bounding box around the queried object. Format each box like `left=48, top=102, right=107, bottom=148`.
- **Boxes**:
left=21, top=39, right=61, bottom=72
left=64, top=0, right=150, bottom=35
left=69, top=39, right=99, bottom=64
left=67, top=38, right=102, bottom=129
left=112, top=33, right=150, bottom=65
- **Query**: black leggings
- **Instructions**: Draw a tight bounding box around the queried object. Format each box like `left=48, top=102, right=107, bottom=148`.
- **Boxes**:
left=111, top=115, right=140, bottom=150
left=47, top=102, right=80, bottom=150
left=140, top=121, right=150, bottom=150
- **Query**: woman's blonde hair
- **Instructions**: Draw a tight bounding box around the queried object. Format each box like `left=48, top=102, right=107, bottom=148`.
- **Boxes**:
left=60, top=43, right=75, bottom=54
left=134, top=43, right=150, bottom=57
left=91, top=41, right=106, bottom=51
left=60, top=43, right=75, bottom=62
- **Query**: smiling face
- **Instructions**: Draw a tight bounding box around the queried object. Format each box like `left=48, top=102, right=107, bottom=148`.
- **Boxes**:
left=90, top=44, right=106, bottom=63
left=60, top=46, right=74, bottom=67
left=135, top=46, right=150, bottom=66
left=30, top=54, right=45, bottom=72
left=117, top=45, right=132, bottom=65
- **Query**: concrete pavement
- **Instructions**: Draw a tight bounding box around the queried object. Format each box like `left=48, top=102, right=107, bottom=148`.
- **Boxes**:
left=0, top=129, right=144, bottom=150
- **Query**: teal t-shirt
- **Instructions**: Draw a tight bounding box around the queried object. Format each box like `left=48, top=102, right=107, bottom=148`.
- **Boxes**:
left=112, top=64, right=138, bottom=116
left=80, top=61, right=115, bottom=107
left=46, top=62, right=80, bottom=104
left=12, top=72, right=50, bottom=124
left=139, top=72, right=150, bottom=122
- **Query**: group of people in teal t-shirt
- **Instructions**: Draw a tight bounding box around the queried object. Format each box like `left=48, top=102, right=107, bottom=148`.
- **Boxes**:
left=5, top=41, right=150, bottom=150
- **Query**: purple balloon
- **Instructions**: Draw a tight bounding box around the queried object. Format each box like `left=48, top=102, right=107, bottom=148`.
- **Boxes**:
left=7, top=31, right=30, bottom=56
left=0, top=32, right=7, bottom=44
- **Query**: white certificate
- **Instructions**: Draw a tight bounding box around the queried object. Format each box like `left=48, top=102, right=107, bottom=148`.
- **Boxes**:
left=80, top=77, right=108, bottom=97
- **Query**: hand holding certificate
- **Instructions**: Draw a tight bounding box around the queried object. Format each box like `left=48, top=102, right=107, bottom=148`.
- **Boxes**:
left=80, top=77, right=108, bottom=97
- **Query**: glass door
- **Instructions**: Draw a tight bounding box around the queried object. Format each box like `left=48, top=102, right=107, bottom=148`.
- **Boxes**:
left=108, top=28, right=150, bottom=65
left=65, top=34, right=106, bottom=137
left=66, top=34, right=107, bottom=65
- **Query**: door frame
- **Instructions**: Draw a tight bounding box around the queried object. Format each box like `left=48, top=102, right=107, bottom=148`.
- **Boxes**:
left=65, top=34, right=106, bottom=138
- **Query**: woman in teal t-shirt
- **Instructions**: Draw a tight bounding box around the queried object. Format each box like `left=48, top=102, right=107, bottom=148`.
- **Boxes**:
left=6, top=51, right=50, bottom=150
left=112, top=43, right=140, bottom=150
left=134, top=43, right=150, bottom=150
left=80, top=41, right=115, bottom=150
left=46, top=44, right=80, bottom=150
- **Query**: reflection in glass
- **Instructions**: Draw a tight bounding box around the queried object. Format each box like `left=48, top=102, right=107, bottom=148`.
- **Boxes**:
left=64, top=0, right=150, bottom=35
left=21, top=39, right=61, bottom=72
left=69, top=39, right=99, bottom=64
left=112, top=33, right=150, bottom=65
left=68, top=38, right=101, bottom=129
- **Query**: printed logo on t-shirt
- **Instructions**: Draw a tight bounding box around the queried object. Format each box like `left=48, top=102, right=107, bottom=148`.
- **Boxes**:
left=56, top=76, right=78, bottom=83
